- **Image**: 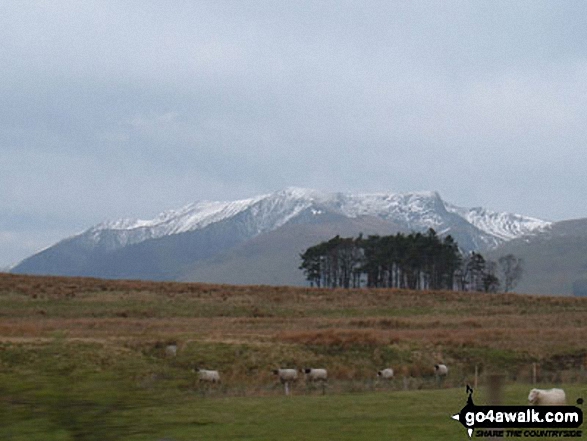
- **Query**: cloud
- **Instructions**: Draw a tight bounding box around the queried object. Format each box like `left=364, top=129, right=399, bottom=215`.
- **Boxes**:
left=1, top=1, right=587, bottom=266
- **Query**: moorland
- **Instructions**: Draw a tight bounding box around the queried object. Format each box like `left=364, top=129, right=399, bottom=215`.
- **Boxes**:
left=1, top=273, right=586, bottom=440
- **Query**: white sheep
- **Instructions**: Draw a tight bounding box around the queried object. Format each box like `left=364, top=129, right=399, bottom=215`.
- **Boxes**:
left=302, top=368, right=328, bottom=394
left=273, top=368, right=298, bottom=395
left=528, top=388, right=566, bottom=405
left=273, top=368, right=298, bottom=384
left=434, top=364, right=448, bottom=376
left=434, top=364, right=448, bottom=387
left=377, top=368, right=394, bottom=380
left=197, top=369, right=221, bottom=384
left=165, top=344, right=177, bottom=358
left=302, top=368, right=328, bottom=382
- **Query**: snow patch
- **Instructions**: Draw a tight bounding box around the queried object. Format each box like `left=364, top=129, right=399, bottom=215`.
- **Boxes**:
left=77, top=188, right=550, bottom=251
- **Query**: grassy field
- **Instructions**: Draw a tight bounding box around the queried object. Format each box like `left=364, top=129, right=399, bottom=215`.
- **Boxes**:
left=1, top=273, right=586, bottom=440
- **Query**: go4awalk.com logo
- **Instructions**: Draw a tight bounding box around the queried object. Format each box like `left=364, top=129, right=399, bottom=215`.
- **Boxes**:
left=451, top=386, right=583, bottom=438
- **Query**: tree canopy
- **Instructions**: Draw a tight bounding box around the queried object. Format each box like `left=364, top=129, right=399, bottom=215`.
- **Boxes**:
left=300, top=229, right=519, bottom=293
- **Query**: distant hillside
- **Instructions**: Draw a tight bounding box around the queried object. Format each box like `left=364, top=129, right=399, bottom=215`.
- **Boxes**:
left=488, top=219, right=587, bottom=295
left=178, top=212, right=405, bottom=285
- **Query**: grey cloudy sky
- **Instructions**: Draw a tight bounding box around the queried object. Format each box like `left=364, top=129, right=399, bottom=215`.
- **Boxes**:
left=2, top=1, right=587, bottom=268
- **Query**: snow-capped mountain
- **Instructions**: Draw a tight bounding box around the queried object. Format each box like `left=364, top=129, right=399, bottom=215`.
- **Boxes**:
left=82, top=187, right=548, bottom=250
left=12, top=188, right=551, bottom=283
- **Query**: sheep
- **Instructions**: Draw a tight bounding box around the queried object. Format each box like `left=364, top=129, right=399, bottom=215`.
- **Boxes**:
left=196, top=369, right=221, bottom=384
left=434, top=364, right=448, bottom=376
left=434, top=364, right=448, bottom=387
left=272, top=368, right=298, bottom=384
left=273, top=368, right=298, bottom=395
left=165, top=344, right=177, bottom=358
left=528, top=388, right=566, bottom=405
left=377, top=368, right=394, bottom=380
left=302, top=368, right=328, bottom=382
left=301, top=368, right=328, bottom=394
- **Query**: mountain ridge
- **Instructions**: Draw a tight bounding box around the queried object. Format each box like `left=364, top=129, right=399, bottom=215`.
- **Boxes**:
left=11, top=187, right=553, bottom=284
left=71, top=187, right=550, bottom=249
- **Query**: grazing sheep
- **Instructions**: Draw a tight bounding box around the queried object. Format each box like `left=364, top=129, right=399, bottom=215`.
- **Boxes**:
left=165, top=344, right=177, bottom=358
left=302, top=368, right=328, bottom=382
left=272, top=368, right=298, bottom=384
left=434, top=364, right=448, bottom=376
left=377, top=368, right=394, bottom=380
left=197, top=369, right=221, bottom=384
left=273, top=368, right=298, bottom=395
left=528, top=388, right=566, bottom=405
left=434, top=364, right=448, bottom=387
left=302, top=368, right=328, bottom=395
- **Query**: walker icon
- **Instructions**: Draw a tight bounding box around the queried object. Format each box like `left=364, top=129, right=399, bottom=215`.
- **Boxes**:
left=451, top=385, right=476, bottom=438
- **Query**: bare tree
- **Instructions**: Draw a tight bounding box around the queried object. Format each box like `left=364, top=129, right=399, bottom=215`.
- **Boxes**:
left=482, top=260, right=500, bottom=293
left=498, top=254, right=523, bottom=292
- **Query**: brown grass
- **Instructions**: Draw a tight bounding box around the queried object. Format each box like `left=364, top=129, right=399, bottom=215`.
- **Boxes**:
left=2, top=272, right=587, bottom=388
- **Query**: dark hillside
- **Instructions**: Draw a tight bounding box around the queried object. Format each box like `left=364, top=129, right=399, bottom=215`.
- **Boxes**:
left=178, top=212, right=405, bottom=285
left=489, top=219, right=587, bottom=295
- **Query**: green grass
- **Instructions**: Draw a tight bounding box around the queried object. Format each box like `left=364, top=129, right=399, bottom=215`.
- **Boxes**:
left=153, top=391, right=462, bottom=441
left=2, top=380, right=584, bottom=441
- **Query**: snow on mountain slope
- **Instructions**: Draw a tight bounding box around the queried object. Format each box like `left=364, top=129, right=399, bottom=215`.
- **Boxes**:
left=445, top=204, right=551, bottom=241
left=71, top=187, right=551, bottom=252
left=87, top=196, right=267, bottom=248
left=336, top=191, right=450, bottom=228
left=81, top=188, right=316, bottom=250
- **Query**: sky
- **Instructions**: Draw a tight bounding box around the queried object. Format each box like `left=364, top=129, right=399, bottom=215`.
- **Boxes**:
left=1, top=1, right=587, bottom=268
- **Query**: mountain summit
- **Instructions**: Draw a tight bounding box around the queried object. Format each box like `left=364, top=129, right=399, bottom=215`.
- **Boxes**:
left=12, top=188, right=550, bottom=283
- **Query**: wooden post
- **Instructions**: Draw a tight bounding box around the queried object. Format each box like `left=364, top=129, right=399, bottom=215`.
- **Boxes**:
left=284, top=381, right=290, bottom=396
left=487, top=374, right=503, bottom=405
left=532, top=363, right=537, bottom=385
left=487, top=374, right=504, bottom=441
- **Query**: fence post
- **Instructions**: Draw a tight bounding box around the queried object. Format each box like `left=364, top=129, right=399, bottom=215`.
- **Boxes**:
left=487, top=374, right=504, bottom=441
